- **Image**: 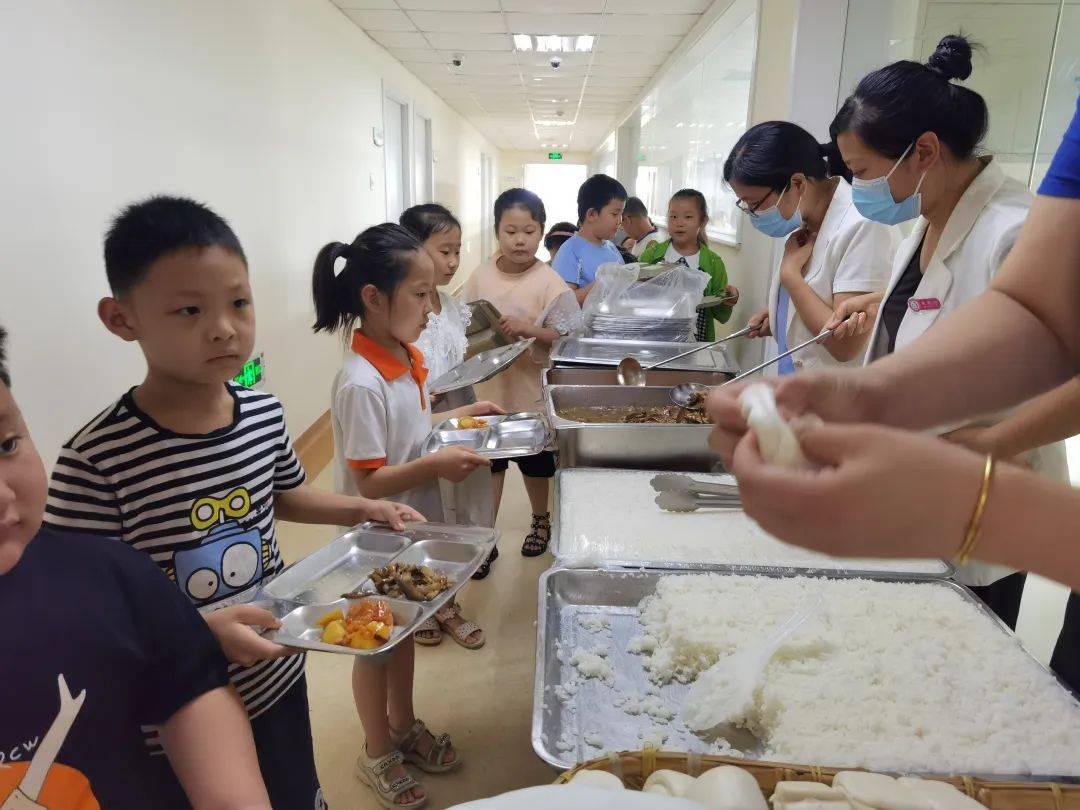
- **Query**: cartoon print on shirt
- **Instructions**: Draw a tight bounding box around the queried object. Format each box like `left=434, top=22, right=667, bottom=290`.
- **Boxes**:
left=0, top=675, right=98, bottom=810
left=170, top=487, right=270, bottom=607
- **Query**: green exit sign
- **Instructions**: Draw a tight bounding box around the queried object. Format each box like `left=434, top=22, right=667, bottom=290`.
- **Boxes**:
left=548, top=151, right=563, bottom=160
left=234, top=354, right=264, bottom=388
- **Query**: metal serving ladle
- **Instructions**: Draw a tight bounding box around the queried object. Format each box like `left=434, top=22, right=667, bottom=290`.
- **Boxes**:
left=615, top=323, right=757, bottom=387
left=669, top=325, right=839, bottom=407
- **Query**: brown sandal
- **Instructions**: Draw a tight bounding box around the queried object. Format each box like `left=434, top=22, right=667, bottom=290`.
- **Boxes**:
left=356, top=746, right=427, bottom=809
left=413, top=616, right=442, bottom=646
left=391, top=719, right=462, bottom=774
left=435, top=602, right=484, bottom=650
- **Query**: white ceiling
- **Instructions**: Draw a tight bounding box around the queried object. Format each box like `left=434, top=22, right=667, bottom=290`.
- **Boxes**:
left=332, top=0, right=714, bottom=151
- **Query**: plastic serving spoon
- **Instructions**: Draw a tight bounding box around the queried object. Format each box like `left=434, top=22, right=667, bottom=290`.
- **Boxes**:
left=682, top=595, right=824, bottom=734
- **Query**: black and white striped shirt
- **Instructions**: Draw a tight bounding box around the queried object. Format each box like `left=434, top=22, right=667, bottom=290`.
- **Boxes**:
left=45, top=383, right=307, bottom=738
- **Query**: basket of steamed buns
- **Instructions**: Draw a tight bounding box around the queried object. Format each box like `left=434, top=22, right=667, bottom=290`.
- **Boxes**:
left=557, top=750, right=1080, bottom=808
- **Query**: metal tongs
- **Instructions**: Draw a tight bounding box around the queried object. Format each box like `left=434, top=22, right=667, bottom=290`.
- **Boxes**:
left=650, top=473, right=742, bottom=513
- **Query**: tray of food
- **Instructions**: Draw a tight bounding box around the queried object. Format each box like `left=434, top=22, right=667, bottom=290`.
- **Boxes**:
left=429, top=338, right=535, bottom=396
left=546, top=385, right=718, bottom=472
left=552, top=469, right=953, bottom=578
left=550, top=337, right=740, bottom=375
left=421, top=412, right=551, bottom=460
left=260, top=522, right=495, bottom=657
left=534, top=567, right=1080, bottom=778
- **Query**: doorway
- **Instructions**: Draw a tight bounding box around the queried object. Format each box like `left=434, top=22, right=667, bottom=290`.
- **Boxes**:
left=384, top=95, right=410, bottom=221
left=523, top=162, right=588, bottom=259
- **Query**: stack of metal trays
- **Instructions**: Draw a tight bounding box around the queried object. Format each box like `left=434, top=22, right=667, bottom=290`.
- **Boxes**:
left=587, top=314, right=694, bottom=342
left=258, top=522, right=495, bottom=658
left=421, top=412, right=550, bottom=460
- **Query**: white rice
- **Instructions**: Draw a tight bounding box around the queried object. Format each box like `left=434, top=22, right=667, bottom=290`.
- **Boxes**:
left=558, top=469, right=948, bottom=574
left=637, top=573, right=1080, bottom=775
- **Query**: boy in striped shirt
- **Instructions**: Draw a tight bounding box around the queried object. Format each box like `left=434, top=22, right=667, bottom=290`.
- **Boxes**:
left=44, top=196, right=423, bottom=809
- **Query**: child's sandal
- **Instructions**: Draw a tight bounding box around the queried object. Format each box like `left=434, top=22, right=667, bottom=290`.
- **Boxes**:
left=435, top=603, right=484, bottom=650
left=391, top=719, right=462, bottom=774
left=355, top=747, right=427, bottom=809
left=413, top=617, right=442, bottom=646
left=521, top=513, right=550, bottom=557
left=471, top=545, right=499, bottom=579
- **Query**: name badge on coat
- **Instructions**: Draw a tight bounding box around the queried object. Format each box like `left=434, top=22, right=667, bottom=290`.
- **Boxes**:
left=907, top=297, right=942, bottom=313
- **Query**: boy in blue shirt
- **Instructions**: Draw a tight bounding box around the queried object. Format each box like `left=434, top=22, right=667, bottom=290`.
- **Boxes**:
left=552, top=173, right=627, bottom=303
left=44, top=196, right=423, bottom=809
left=0, top=324, right=271, bottom=809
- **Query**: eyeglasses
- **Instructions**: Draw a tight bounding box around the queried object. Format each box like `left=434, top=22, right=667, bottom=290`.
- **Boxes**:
left=735, top=188, right=780, bottom=219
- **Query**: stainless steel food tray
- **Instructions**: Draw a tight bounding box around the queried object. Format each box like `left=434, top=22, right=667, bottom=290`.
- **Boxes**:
left=465, top=299, right=508, bottom=358
left=422, top=412, right=551, bottom=460
left=260, top=522, right=495, bottom=658
left=533, top=567, right=1079, bottom=779
left=544, top=367, right=734, bottom=389
left=551, top=337, right=740, bottom=375
left=546, top=385, right=719, bottom=472
left=551, top=469, right=953, bottom=579
left=428, top=338, right=535, bottom=395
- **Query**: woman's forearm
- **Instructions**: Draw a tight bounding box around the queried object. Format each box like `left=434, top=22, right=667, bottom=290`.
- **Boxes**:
left=980, top=377, right=1080, bottom=459
left=977, top=462, right=1080, bottom=589
left=783, top=277, right=868, bottom=362
left=863, top=196, right=1080, bottom=428
left=863, top=289, right=1073, bottom=429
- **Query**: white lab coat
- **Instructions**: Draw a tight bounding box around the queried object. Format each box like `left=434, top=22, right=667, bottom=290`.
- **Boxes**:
left=765, top=180, right=898, bottom=374
left=863, top=157, right=1069, bottom=586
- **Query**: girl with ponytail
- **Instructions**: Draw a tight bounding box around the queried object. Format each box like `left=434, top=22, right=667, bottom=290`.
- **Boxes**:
left=723, top=120, right=898, bottom=371
left=312, top=222, right=503, bottom=808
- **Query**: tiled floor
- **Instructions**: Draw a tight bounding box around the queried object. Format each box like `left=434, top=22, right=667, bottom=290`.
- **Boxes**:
left=276, top=459, right=1075, bottom=809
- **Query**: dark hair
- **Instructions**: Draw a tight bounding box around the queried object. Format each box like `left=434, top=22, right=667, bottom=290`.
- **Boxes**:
left=669, top=188, right=710, bottom=246
left=624, top=197, right=649, bottom=218
left=544, top=221, right=577, bottom=253
left=494, top=188, right=546, bottom=232
left=577, top=174, right=627, bottom=223
left=724, top=121, right=850, bottom=192
left=399, top=204, right=461, bottom=242
left=103, top=196, right=246, bottom=297
left=311, top=223, right=423, bottom=336
left=0, top=325, right=9, bottom=387
left=830, top=34, right=987, bottom=160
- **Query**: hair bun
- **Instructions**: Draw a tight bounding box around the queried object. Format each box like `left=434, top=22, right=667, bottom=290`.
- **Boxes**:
left=927, top=34, right=973, bottom=81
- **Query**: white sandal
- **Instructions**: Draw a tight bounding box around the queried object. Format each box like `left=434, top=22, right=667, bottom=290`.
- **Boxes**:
left=355, top=747, right=427, bottom=809
left=391, top=719, right=462, bottom=774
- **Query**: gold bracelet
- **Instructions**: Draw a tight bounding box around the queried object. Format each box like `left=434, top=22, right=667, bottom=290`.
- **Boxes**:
left=956, top=454, right=995, bottom=565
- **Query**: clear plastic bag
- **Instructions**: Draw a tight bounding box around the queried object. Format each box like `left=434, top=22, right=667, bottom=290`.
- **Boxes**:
left=582, top=262, right=708, bottom=321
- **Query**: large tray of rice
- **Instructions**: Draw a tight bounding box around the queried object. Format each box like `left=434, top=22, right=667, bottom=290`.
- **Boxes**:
left=553, top=469, right=952, bottom=576
left=533, top=567, right=1080, bottom=777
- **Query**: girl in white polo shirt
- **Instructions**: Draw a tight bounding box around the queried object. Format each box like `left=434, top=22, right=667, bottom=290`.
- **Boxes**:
left=312, top=222, right=502, bottom=809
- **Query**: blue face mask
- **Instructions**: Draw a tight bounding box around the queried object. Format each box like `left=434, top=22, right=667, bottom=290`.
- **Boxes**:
left=850, top=142, right=927, bottom=225
left=749, top=186, right=803, bottom=238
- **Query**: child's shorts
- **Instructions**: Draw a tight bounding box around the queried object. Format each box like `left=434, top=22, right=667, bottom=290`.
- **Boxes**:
left=490, top=450, right=556, bottom=479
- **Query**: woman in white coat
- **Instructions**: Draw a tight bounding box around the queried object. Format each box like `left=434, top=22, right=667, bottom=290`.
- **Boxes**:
left=723, top=121, right=898, bottom=373
left=827, top=34, right=1068, bottom=626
